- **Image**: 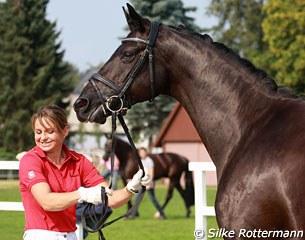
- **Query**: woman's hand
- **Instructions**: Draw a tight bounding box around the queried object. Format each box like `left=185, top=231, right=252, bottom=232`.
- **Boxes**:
left=78, top=186, right=112, bottom=204
left=126, top=168, right=151, bottom=194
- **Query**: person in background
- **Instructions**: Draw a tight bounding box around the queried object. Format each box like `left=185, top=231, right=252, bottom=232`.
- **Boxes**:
left=19, top=104, right=150, bottom=240
left=99, top=155, right=120, bottom=190
left=129, top=147, right=166, bottom=220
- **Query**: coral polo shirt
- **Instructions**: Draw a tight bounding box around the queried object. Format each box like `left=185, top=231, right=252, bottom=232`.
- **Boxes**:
left=19, top=145, right=105, bottom=232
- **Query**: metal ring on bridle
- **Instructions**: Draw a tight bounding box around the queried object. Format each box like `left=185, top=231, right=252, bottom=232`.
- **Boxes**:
left=106, top=95, right=124, bottom=113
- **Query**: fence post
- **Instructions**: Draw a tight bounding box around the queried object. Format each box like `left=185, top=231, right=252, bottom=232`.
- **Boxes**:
left=189, top=162, right=216, bottom=240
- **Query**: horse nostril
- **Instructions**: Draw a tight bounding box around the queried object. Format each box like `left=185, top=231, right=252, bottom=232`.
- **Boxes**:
left=74, top=98, right=89, bottom=111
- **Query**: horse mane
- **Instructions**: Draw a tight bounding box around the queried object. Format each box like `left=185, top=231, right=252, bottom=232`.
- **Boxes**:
left=169, top=25, right=302, bottom=100
left=277, top=86, right=305, bottom=99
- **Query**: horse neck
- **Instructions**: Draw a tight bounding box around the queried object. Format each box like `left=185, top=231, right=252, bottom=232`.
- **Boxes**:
left=158, top=30, right=278, bottom=177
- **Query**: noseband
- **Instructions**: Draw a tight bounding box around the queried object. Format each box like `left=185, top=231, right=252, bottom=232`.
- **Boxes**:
left=89, top=21, right=160, bottom=115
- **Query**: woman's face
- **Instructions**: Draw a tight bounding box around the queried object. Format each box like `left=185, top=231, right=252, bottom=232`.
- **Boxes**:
left=33, top=117, right=68, bottom=154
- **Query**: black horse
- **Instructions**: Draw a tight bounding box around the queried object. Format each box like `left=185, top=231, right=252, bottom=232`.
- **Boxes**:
left=74, top=4, right=305, bottom=239
left=103, top=136, right=194, bottom=217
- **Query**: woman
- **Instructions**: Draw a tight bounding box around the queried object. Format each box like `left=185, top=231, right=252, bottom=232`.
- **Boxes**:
left=19, top=104, right=150, bottom=240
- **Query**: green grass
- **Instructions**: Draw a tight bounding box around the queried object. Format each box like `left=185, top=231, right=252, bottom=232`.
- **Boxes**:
left=0, top=180, right=24, bottom=240
left=0, top=180, right=222, bottom=240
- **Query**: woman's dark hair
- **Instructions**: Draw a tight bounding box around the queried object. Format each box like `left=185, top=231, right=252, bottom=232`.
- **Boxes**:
left=31, top=104, right=68, bottom=131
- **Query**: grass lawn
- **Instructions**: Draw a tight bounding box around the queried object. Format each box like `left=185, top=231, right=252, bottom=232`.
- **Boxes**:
left=0, top=179, right=222, bottom=240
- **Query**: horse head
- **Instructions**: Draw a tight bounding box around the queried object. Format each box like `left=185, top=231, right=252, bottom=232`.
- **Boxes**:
left=74, top=4, right=168, bottom=124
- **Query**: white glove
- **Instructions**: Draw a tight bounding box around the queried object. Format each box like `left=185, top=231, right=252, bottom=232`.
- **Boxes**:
left=77, top=186, right=112, bottom=204
left=126, top=168, right=151, bottom=194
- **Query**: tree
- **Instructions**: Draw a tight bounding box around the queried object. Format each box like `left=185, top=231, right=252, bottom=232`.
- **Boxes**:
left=129, top=0, right=202, bottom=32
left=0, top=0, right=77, bottom=155
left=262, top=0, right=305, bottom=92
left=206, top=0, right=267, bottom=64
left=126, top=0, right=201, bottom=146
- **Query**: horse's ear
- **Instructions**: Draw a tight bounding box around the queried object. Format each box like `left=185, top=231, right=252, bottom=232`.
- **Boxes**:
left=123, top=3, right=146, bottom=32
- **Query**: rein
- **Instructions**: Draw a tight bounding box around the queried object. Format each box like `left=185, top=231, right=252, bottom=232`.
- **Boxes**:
left=81, top=112, right=146, bottom=240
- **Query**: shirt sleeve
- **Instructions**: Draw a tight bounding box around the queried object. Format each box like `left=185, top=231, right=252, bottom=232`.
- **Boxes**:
left=19, top=151, right=48, bottom=191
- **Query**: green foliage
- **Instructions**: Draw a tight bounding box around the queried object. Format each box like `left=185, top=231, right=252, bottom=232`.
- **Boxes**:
left=206, top=0, right=267, bottom=61
left=206, top=0, right=305, bottom=94
left=0, top=148, right=16, bottom=160
left=262, top=0, right=305, bottom=92
left=0, top=0, right=77, bottom=153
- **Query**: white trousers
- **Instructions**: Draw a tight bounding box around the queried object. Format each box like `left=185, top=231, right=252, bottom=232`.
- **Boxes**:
left=23, top=229, right=77, bottom=240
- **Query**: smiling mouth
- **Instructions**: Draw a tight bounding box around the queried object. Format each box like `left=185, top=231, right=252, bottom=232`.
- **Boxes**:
left=40, top=142, right=52, bottom=146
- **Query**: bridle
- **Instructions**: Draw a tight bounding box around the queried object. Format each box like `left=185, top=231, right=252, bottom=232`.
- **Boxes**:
left=81, top=22, right=161, bottom=240
left=88, top=21, right=160, bottom=116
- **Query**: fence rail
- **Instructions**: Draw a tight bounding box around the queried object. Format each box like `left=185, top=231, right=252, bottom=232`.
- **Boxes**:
left=189, top=162, right=216, bottom=240
left=0, top=160, right=20, bottom=169
left=0, top=201, right=24, bottom=211
left=0, top=160, right=19, bottom=179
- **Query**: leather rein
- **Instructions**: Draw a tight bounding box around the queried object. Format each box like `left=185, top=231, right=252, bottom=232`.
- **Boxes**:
left=81, top=22, right=160, bottom=240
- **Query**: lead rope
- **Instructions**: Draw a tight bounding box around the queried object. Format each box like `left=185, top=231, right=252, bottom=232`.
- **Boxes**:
left=81, top=112, right=146, bottom=240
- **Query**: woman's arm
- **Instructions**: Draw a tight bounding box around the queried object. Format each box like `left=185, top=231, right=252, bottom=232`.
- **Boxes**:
left=78, top=169, right=150, bottom=209
left=100, top=182, right=133, bottom=208
left=99, top=167, right=152, bottom=208
left=31, top=182, right=79, bottom=211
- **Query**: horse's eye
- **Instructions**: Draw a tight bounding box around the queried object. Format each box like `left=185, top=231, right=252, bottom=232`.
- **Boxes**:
left=122, top=51, right=136, bottom=62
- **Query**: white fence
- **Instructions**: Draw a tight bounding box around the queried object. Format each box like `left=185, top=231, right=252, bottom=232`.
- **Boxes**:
left=0, top=161, right=24, bottom=211
left=189, top=162, right=216, bottom=240
left=0, top=160, right=19, bottom=178
left=0, top=160, right=20, bottom=170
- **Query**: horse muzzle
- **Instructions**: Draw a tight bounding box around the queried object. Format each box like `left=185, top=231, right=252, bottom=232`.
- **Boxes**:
left=74, top=95, right=129, bottom=124
left=73, top=97, right=107, bottom=124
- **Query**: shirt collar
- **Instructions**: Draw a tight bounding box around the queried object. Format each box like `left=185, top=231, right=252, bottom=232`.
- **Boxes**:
left=33, top=144, right=79, bottom=161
